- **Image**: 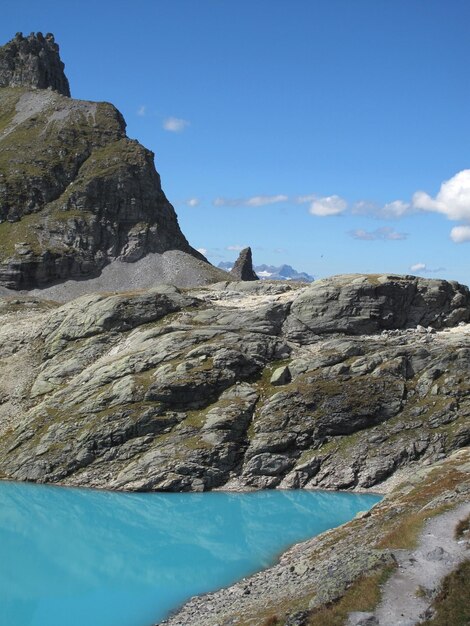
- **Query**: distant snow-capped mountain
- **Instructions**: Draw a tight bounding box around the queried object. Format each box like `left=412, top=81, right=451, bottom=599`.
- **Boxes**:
left=218, top=262, right=314, bottom=282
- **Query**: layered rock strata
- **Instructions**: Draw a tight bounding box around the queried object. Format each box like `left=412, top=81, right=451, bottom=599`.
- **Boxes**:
left=0, top=274, right=468, bottom=492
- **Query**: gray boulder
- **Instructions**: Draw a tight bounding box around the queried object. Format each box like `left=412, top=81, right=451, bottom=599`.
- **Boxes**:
left=285, top=274, right=470, bottom=339
left=270, top=365, right=291, bottom=386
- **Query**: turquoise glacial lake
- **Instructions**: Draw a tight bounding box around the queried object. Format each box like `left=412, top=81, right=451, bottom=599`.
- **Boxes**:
left=0, top=481, right=380, bottom=626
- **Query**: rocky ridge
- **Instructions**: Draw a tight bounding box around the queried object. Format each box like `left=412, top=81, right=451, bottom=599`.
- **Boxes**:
left=0, top=33, right=223, bottom=290
left=0, top=273, right=468, bottom=493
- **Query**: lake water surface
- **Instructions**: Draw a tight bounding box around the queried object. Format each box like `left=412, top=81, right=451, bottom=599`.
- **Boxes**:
left=0, top=481, right=380, bottom=626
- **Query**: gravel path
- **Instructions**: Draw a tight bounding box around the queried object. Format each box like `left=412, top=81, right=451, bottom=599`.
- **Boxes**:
left=373, top=502, right=470, bottom=626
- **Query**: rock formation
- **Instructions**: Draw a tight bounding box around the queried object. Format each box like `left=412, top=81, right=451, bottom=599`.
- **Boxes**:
left=0, top=32, right=70, bottom=96
left=285, top=273, right=470, bottom=339
left=229, top=247, right=259, bottom=281
left=0, top=274, right=468, bottom=492
left=0, top=33, right=223, bottom=290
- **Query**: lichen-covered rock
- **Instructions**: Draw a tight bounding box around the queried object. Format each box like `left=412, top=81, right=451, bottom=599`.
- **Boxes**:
left=270, top=365, right=291, bottom=386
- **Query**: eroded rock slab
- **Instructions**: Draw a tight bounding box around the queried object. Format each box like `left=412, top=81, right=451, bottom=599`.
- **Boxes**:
left=0, top=274, right=468, bottom=493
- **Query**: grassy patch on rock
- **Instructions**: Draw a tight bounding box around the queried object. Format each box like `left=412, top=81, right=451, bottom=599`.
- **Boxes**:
left=455, top=513, right=470, bottom=539
left=417, top=559, right=470, bottom=626
left=376, top=464, right=467, bottom=549
left=306, top=564, right=396, bottom=626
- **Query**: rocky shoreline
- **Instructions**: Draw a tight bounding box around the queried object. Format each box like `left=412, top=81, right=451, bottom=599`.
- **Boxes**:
left=159, top=449, right=470, bottom=626
left=0, top=272, right=469, bottom=625
left=0, top=276, right=468, bottom=625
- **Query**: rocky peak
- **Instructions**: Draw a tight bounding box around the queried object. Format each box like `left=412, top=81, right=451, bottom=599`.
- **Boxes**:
left=230, top=247, right=259, bottom=281
left=0, top=32, right=226, bottom=290
left=0, top=32, right=70, bottom=96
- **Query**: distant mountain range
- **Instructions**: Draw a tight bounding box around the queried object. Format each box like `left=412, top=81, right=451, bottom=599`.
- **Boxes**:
left=218, top=262, right=314, bottom=282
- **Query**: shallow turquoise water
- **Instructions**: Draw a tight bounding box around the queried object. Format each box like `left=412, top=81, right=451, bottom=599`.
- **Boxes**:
left=0, top=481, right=380, bottom=626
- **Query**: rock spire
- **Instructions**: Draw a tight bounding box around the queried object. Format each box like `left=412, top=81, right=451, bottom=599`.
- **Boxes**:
left=230, top=247, right=259, bottom=281
left=0, top=32, right=70, bottom=96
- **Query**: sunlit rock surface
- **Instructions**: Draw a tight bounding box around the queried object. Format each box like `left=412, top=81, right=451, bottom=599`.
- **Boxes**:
left=0, top=274, right=468, bottom=492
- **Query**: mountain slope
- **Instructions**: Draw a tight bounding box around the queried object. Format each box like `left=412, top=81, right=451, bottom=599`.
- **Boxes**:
left=0, top=32, right=223, bottom=290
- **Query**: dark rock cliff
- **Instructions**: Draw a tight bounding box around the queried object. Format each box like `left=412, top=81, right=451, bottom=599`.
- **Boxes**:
left=0, top=33, right=206, bottom=289
left=0, top=32, right=70, bottom=96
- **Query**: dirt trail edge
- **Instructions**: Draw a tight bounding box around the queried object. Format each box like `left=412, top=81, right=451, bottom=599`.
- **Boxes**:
left=372, top=502, right=470, bottom=626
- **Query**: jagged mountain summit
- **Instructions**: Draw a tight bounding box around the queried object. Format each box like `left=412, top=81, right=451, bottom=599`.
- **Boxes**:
left=219, top=261, right=314, bottom=282
left=0, top=32, right=227, bottom=291
left=0, top=32, right=70, bottom=96
left=258, top=263, right=314, bottom=282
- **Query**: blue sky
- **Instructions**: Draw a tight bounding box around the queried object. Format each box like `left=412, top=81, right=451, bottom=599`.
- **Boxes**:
left=2, top=1, right=470, bottom=284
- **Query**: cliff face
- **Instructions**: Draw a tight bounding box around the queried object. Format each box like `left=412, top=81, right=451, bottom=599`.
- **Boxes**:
left=0, top=274, right=468, bottom=491
left=0, top=33, right=206, bottom=289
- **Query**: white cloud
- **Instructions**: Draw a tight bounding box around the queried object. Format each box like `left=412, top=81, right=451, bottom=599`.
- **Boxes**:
left=214, top=195, right=288, bottom=208
left=226, top=244, right=246, bottom=251
left=410, top=263, right=426, bottom=272
left=450, top=225, right=470, bottom=243
left=382, top=200, right=411, bottom=217
left=246, top=195, right=288, bottom=207
left=186, top=198, right=200, bottom=207
left=213, top=197, right=238, bottom=207
left=349, top=227, right=408, bottom=241
left=412, top=170, right=470, bottom=221
left=351, top=200, right=379, bottom=215
left=196, top=247, right=207, bottom=256
left=309, top=195, right=347, bottom=217
left=137, top=105, right=146, bottom=117
left=298, top=194, right=348, bottom=216
left=294, top=169, right=470, bottom=227
left=351, top=199, right=412, bottom=218
left=296, top=194, right=317, bottom=204
left=409, top=263, right=446, bottom=274
left=163, top=117, right=190, bottom=132
left=350, top=229, right=375, bottom=240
